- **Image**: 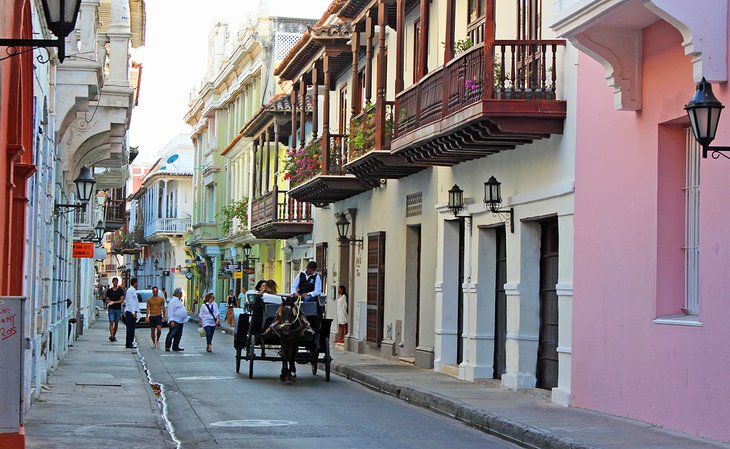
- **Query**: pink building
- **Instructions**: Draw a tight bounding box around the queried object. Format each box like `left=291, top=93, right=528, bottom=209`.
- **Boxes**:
left=553, top=0, right=730, bottom=443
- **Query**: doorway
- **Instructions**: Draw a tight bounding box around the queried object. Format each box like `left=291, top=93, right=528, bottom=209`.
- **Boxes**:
left=403, top=225, right=421, bottom=356
left=457, top=219, right=465, bottom=364
left=536, top=218, right=559, bottom=390
left=367, top=232, right=385, bottom=344
left=493, top=226, right=507, bottom=379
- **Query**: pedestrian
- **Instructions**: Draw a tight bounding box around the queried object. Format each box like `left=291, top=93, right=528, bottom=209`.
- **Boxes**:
left=124, top=278, right=140, bottom=349
left=225, top=289, right=237, bottom=327
left=291, top=261, right=322, bottom=302
left=335, top=285, right=348, bottom=344
left=145, top=286, right=166, bottom=348
left=105, top=277, right=124, bottom=342
left=165, top=287, right=189, bottom=351
left=198, top=292, right=220, bottom=352
left=161, top=287, right=168, bottom=300
left=263, top=279, right=281, bottom=304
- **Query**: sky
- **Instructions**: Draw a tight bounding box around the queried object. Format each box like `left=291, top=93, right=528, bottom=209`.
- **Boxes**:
left=129, top=0, right=331, bottom=166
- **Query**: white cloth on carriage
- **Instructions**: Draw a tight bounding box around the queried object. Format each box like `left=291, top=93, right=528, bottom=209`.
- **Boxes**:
left=262, top=293, right=286, bottom=304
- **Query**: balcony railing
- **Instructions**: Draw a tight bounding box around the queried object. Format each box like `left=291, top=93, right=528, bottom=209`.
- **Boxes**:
left=348, top=101, right=395, bottom=160
left=394, top=40, right=564, bottom=138
left=105, top=199, right=125, bottom=228
left=252, top=187, right=312, bottom=225
left=144, top=217, right=191, bottom=239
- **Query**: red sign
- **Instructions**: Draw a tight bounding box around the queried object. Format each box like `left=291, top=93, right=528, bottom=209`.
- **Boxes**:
left=72, top=242, right=94, bottom=258
left=242, top=267, right=255, bottom=275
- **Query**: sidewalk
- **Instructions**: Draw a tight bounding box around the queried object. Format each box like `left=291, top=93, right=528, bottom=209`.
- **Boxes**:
left=224, top=319, right=729, bottom=449
left=24, top=322, right=175, bottom=449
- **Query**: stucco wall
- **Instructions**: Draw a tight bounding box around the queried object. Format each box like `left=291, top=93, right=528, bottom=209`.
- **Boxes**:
left=572, top=19, right=730, bottom=441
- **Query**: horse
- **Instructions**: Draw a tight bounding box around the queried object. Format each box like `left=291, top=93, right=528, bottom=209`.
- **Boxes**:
left=267, top=295, right=315, bottom=382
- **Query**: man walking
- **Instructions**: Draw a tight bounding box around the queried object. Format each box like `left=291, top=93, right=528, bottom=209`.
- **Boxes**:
left=165, top=287, right=188, bottom=351
left=145, top=286, right=166, bottom=348
left=105, top=277, right=124, bottom=342
left=124, top=278, right=140, bottom=349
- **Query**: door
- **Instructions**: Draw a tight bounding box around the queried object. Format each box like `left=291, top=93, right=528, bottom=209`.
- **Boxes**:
left=457, top=219, right=465, bottom=364
left=367, top=232, right=385, bottom=344
left=404, top=225, right=421, bottom=355
left=536, top=218, right=559, bottom=390
left=493, top=226, right=507, bottom=379
left=339, top=86, right=348, bottom=134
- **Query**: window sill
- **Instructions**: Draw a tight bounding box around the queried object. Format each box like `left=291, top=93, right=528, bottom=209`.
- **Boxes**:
left=653, top=314, right=702, bottom=327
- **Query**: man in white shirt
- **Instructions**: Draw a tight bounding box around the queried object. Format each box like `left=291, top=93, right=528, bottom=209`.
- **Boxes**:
left=124, top=278, right=140, bottom=349
left=291, top=261, right=322, bottom=303
left=165, top=287, right=189, bottom=351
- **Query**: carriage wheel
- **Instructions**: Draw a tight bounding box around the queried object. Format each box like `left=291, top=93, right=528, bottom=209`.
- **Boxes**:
left=248, top=338, right=256, bottom=379
left=235, top=348, right=241, bottom=373
left=324, top=341, right=331, bottom=382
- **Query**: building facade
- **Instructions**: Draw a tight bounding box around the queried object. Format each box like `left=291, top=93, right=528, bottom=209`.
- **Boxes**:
left=552, top=0, right=730, bottom=442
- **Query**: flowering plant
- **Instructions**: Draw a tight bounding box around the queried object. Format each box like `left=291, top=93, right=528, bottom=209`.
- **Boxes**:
left=283, top=141, right=321, bottom=186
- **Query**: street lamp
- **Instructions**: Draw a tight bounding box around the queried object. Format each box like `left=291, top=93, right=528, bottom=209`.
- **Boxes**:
left=685, top=77, right=729, bottom=159
left=96, top=190, right=108, bottom=207
left=483, top=176, right=514, bottom=233
left=93, top=220, right=105, bottom=243
left=154, top=258, right=159, bottom=270
left=54, top=165, right=96, bottom=215
left=0, top=0, right=83, bottom=63
left=335, top=213, right=363, bottom=248
left=447, top=184, right=464, bottom=216
left=242, top=243, right=259, bottom=262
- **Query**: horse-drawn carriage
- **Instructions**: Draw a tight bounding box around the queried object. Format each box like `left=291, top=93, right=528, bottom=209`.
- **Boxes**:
left=234, top=293, right=332, bottom=382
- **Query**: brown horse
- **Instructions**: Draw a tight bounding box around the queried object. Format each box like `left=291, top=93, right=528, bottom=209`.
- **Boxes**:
left=268, top=295, right=315, bottom=382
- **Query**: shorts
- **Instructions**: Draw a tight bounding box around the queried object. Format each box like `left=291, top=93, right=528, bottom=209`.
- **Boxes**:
left=108, top=308, right=122, bottom=323
left=148, top=315, right=162, bottom=327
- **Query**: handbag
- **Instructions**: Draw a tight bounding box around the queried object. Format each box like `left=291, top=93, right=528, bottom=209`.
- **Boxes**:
left=197, top=327, right=206, bottom=337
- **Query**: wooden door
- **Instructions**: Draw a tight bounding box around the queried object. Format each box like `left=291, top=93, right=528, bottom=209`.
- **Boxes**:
left=493, top=226, right=507, bottom=379
left=537, top=218, right=559, bottom=390
left=367, top=232, right=385, bottom=344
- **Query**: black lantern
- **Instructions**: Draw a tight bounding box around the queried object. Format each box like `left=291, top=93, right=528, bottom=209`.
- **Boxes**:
left=75, top=165, right=96, bottom=203
left=483, top=176, right=502, bottom=212
left=243, top=243, right=252, bottom=259
left=154, top=259, right=159, bottom=270
left=685, top=77, right=729, bottom=159
left=0, top=0, right=82, bottom=63
left=483, top=176, right=514, bottom=233
left=447, top=184, right=464, bottom=216
left=336, top=213, right=350, bottom=241
left=93, top=220, right=105, bottom=242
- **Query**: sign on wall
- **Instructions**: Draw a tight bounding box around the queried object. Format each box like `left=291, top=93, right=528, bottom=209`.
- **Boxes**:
left=72, top=242, right=94, bottom=258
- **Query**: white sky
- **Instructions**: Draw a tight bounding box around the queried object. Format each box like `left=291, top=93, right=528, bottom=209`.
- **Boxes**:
left=129, top=0, right=331, bottom=166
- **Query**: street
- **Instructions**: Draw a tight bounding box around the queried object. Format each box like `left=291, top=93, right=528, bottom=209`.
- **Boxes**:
left=139, top=323, right=519, bottom=449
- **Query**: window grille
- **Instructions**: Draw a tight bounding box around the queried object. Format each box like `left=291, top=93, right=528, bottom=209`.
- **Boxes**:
left=274, top=33, right=303, bottom=62
left=684, top=128, right=700, bottom=314
left=406, top=192, right=422, bottom=217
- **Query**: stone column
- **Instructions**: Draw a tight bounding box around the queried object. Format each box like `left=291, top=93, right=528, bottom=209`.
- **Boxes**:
left=106, top=0, right=132, bottom=87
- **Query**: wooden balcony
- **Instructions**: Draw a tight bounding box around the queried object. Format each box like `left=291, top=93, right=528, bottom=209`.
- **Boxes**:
left=105, top=199, right=126, bottom=231
left=250, top=187, right=314, bottom=239
left=288, top=134, right=375, bottom=205
left=344, top=101, right=428, bottom=180
left=392, top=41, right=567, bottom=165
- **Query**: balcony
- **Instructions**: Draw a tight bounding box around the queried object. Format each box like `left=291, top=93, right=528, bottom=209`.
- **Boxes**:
left=392, top=41, right=567, bottom=165
left=250, top=186, right=313, bottom=239
left=345, top=100, right=430, bottom=180
left=144, top=217, right=192, bottom=241
left=105, top=199, right=126, bottom=231
left=288, top=135, right=375, bottom=205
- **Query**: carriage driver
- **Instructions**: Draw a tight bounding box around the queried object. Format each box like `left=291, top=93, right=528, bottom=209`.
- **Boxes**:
left=290, top=261, right=322, bottom=303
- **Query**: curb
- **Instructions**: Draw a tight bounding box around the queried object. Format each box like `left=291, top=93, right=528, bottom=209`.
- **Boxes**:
left=331, top=361, right=598, bottom=449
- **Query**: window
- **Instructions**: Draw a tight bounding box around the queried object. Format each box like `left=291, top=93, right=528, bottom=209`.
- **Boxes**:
left=339, top=85, right=348, bottom=134
left=684, top=128, right=700, bottom=314
left=206, top=185, right=215, bottom=222
left=413, top=20, right=421, bottom=83
left=468, top=0, right=485, bottom=24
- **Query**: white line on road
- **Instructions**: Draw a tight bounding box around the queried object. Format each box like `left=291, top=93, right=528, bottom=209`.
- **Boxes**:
left=209, top=420, right=298, bottom=428
left=177, top=376, right=234, bottom=381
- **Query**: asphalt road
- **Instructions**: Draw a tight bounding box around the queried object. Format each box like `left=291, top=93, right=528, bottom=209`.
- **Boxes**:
left=139, top=322, right=520, bottom=449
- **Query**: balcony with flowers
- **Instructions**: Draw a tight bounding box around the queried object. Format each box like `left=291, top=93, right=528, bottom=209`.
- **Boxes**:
left=286, top=136, right=375, bottom=206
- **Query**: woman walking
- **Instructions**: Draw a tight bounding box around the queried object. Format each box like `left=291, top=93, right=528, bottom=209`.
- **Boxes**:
left=198, top=292, right=220, bottom=352
left=225, top=289, right=238, bottom=327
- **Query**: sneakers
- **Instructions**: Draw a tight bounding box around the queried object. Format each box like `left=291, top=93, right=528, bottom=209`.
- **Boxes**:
left=165, top=348, right=170, bottom=352
left=109, top=336, right=113, bottom=342
left=172, top=348, right=184, bottom=351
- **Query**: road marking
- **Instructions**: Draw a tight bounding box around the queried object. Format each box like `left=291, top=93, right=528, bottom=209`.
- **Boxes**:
left=209, top=420, right=298, bottom=428
left=160, top=353, right=202, bottom=357
left=177, top=376, right=234, bottom=381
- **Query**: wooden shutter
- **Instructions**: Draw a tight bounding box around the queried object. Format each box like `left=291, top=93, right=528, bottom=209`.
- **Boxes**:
left=367, top=232, right=385, bottom=344
left=316, top=242, right=328, bottom=295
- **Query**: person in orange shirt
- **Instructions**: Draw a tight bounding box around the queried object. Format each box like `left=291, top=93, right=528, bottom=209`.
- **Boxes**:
left=145, top=286, right=166, bottom=348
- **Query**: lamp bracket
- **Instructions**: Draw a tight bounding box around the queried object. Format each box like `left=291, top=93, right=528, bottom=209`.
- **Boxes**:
left=0, top=37, right=62, bottom=63
left=489, top=207, right=515, bottom=233
left=54, top=203, right=86, bottom=217
left=703, top=145, right=730, bottom=159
